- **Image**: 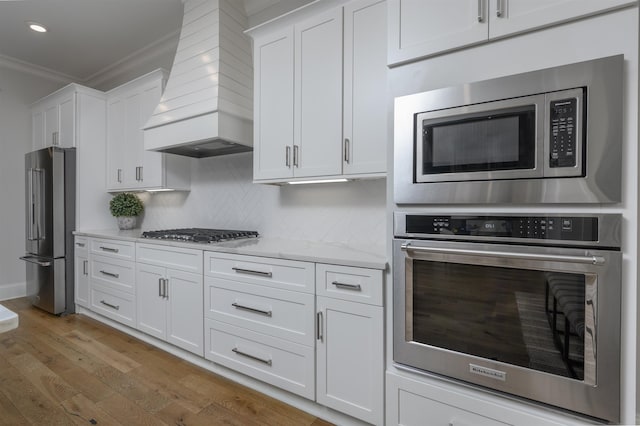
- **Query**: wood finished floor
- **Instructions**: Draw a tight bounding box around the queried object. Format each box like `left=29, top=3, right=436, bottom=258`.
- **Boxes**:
left=0, top=298, right=333, bottom=426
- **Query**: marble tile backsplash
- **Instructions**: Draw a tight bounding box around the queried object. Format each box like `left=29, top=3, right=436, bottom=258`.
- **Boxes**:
left=138, top=153, right=387, bottom=255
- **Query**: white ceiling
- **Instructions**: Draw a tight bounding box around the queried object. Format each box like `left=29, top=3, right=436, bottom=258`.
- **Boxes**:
left=0, top=0, right=310, bottom=82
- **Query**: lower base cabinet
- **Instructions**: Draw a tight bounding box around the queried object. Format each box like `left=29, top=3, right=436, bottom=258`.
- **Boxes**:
left=137, top=263, right=204, bottom=356
left=386, top=372, right=583, bottom=426
left=204, top=318, right=316, bottom=399
left=74, top=237, right=89, bottom=308
left=316, top=296, right=384, bottom=425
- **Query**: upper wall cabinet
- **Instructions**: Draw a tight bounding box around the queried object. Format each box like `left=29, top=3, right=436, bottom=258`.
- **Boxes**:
left=387, top=0, right=637, bottom=66
left=31, top=85, right=84, bottom=150
left=250, top=0, right=388, bottom=183
left=106, top=69, right=190, bottom=192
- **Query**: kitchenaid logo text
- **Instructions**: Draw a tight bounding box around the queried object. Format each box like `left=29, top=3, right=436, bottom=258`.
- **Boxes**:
left=469, top=364, right=507, bottom=381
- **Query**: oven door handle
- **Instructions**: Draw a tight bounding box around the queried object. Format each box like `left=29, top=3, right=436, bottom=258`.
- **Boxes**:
left=400, top=242, right=606, bottom=265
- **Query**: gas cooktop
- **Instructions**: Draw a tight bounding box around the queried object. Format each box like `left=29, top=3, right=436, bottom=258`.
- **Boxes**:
left=141, top=228, right=259, bottom=244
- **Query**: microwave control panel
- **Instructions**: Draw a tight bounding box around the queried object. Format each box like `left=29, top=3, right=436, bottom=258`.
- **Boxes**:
left=549, top=98, right=577, bottom=168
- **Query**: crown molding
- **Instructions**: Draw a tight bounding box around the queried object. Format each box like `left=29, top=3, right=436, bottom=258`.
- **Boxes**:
left=0, top=53, right=76, bottom=85
left=83, top=29, right=180, bottom=90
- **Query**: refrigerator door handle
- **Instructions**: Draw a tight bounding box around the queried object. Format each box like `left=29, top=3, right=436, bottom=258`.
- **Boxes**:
left=27, top=168, right=45, bottom=241
left=19, top=255, right=52, bottom=267
left=27, top=168, right=35, bottom=241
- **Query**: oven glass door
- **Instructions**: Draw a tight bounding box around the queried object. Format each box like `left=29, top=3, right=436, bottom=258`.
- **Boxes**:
left=415, top=95, right=545, bottom=183
left=410, top=259, right=592, bottom=382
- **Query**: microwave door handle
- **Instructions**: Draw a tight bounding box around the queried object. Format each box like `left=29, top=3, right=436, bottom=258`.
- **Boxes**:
left=400, top=243, right=605, bottom=265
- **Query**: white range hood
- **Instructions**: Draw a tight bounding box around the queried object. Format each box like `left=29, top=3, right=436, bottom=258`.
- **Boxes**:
left=143, top=0, right=253, bottom=158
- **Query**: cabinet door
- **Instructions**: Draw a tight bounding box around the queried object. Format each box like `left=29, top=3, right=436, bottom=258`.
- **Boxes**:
left=294, top=8, right=344, bottom=178
left=253, top=28, right=295, bottom=181
left=137, top=82, right=165, bottom=189
left=123, top=92, right=142, bottom=188
left=316, top=296, right=384, bottom=425
left=106, top=97, right=125, bottom=190
left=343, top=0, right=387, bottom=176
left=136, top=263, right=167, bottom=340
left=387, top=0, right=488, bottom=65
left=166, top=269, right=204, bottom=356
left=74, top=239, right=89, bottom=308
left=31, top=109, right=45, bottom=150
left=488, top=0, right=637, bottom=39
left=44, top=103, right=59, bottom=147
left=57, top=93, right=75, bottom=147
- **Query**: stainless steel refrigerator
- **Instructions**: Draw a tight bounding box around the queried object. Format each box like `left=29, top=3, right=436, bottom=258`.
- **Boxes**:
left=20, top=147, right=76, bottom=315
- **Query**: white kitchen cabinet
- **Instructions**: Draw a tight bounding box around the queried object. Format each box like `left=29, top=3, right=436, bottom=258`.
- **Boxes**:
left=387, top=0, right=637, bottom=65
left=203, top=251, right=316, bottom=399
left=106, top=69, right=190, bottom=191
left=31, top=84, right=86, bottom=149
left=343, top=0, right=388, bottom=176
left=251, top=0, right=387, bottom=183
left=253, top=27, right=295, bottom=181
left=88, top=238, right=137, bottom=327
left=315, top=263, right=384, bottom=425
left=293, top=8, right=344, bottom=179
left=136, top=243, right=203, bottom=356
left=74, top=237, right=89, bottom=309
left=386, top=372, right=580, bottom=426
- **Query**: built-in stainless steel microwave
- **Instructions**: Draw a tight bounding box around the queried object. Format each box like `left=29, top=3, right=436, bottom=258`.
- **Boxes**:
left=394, top=55, right=623, bottom=204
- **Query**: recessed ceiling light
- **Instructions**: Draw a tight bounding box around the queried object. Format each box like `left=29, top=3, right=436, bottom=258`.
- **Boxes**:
left=27, top=22, right=47, bottom=33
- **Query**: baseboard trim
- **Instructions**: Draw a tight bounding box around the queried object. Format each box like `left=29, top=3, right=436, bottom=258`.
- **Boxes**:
left=0, top=282, right=27, bottom=302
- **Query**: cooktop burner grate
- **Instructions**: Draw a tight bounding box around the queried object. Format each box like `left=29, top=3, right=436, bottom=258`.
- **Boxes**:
left=141, top=228, right=259, bottom=243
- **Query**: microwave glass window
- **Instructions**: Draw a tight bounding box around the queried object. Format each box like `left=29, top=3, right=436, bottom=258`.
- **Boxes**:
left=421, top=106, right=536, bottom=176
left=410, top=260, right=586, bottom=380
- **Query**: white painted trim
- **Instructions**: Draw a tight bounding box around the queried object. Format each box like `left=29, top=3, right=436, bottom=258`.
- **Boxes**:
left=0, top=54, right=75, bottom=85
left=0, top=282, right=27, bottom=302
left=83, top=30, right=180, bottom=89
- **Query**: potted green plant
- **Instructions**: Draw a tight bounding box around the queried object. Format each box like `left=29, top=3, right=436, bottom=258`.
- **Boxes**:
left=109, top=192, right=144, bottom=230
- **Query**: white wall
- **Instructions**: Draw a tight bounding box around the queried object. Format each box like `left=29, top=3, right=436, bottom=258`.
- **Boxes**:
left=0, top=66, right=64, bottom=300
left=137, top=153, right=387, bottom=254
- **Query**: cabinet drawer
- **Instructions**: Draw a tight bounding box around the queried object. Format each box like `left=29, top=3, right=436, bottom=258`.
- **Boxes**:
left=91, top=284, right=135, bottom=328
left=74, top=237, right=88, bottom=257
left=90, top=238, right=135, bottom=260
left=204, top=319, right=315, bottom=400
left=90, top=255, right=135, bottom=294
left=204, top=277, right=315, bottom=346
left=136, top=243, right=203, bottom=274
left=204, top=252, right=314, bottom=293
left=316, top=263, right=383, bottom=306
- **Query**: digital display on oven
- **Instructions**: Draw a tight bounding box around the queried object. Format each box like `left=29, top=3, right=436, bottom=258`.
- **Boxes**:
left=404, top=215, right=599, bottom=242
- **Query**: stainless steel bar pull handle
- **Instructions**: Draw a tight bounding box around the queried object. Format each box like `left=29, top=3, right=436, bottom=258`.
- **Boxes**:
left=19, top=256, right=51, bottom=267
left=52, top=131, right=59, bottom=145
left=232, top=347, right=272, bottom=366
left=332, top=281, right=362, bottom=291
left=285, top=146, right=291, bottom=167
left=496, top=0, right=504, bottom=17
left=117, top=169, right=122, bottom=183
left=344, top=138, right=350, bottom=163
left=27, top=169, right=35, bottom=241
left=100, top=246, right=119, bottom=253
left=100, top=300, right=120, bottom=311
left=158, top=278, right=163, bottom=297
left=76, top=242, right=85, bottom=247
left=477, top=0, right=486, bottom=22
left=293, top=145, right=299, bottom=167
left=164, top=278, right=169, bottom=299
left=83, top=260, right=88, bottom=275
left=232, top=267, right=273, bottom=278
left=100, top=270, right=120, bottom=278
left=400, top=242, right=606, bottom=265
left=232, top=302, right=273, bottom=317
left=317, top=311, right=324, bottom=341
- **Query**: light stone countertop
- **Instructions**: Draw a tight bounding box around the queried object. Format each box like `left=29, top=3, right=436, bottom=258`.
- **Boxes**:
left=74, top=229, right=388, bottom=270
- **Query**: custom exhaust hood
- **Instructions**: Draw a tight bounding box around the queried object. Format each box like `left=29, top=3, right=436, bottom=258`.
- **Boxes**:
left=143, top=0, right=253, bottom=158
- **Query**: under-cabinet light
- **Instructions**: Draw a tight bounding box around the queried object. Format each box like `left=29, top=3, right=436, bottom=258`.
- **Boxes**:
left=145, top=188, right=175, bottom=192
left=287, top=178, right=349, bottom=185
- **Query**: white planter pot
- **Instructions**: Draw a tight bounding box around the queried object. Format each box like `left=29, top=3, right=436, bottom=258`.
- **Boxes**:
left=116, top=216, right=137, bottom=230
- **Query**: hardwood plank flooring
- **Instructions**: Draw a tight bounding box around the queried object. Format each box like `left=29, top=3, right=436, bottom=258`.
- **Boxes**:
left=0, top=298, right=334, bottom=426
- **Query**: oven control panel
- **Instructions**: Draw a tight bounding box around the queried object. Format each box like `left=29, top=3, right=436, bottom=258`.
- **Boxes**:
left=404, top=215, right=598, bottom=242
left=549, top=98, right=577, bottom=168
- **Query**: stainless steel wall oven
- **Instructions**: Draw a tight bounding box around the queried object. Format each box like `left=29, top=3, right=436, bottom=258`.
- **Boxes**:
left=393, top=213, right=622, bottom=423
